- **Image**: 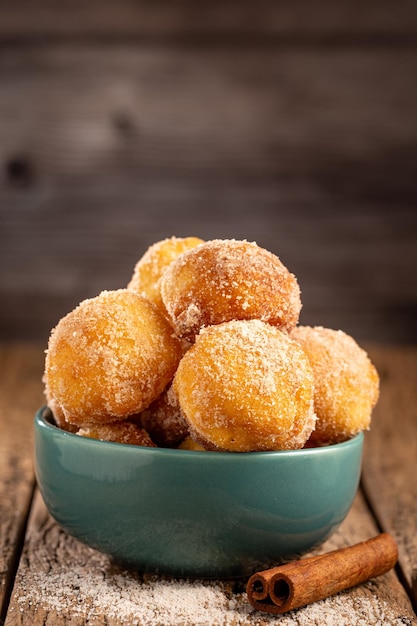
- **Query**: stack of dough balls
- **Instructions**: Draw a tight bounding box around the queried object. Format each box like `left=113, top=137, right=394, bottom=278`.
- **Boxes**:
left=44, top=236, right=379, bottom=451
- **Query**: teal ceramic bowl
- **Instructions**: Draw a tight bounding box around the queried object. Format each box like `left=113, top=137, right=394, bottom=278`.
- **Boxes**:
left=34, top=406, right=363, bottom=578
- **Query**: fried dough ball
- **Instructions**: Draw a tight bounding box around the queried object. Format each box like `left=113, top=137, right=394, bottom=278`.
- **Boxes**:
left=127, top=236, right=204, bottom=311
left=160, top=239, right=302, bottom=341
left=77, top=422, right=157, bottom=447
left=43, top=391, right=78, bottom=433
left=44, top=289, right=183, bottom=427
left=139, top=384, right=189, bottom=447
left=173, top=319, right=316, bottom=452
left=290, top=325, right=379, bottom=444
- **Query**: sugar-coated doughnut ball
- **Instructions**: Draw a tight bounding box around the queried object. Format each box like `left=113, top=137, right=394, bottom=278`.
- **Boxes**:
left=77, top=422, right=156, bottom=447
left=43, top=392, right=78, bottom=433
left=127, top=236, right=204, bottom=311
left=290, top=325, right=379, bottom=444
left=139, top=384, right=189, bottom=447
left=173, top=319, right=316, bottom=452
left=44, top=289, right=183, bottom=426
left=160, top=239, right=302, bottom=341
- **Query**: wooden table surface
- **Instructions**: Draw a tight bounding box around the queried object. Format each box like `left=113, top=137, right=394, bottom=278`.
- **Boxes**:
left=0, top=341, right=416, bottom=625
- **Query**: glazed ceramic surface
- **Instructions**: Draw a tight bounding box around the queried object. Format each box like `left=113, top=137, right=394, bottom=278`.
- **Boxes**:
left=34, top=407, right=363, bottom=578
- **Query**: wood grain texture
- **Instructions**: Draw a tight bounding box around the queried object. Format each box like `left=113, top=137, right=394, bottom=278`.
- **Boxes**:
left=1, top=185, right=416, bottom=343
left=0, top=46, right=416, bottom=188
left=0, top=2, right=416, bottom=344
left=0, top=44, right=416, bottom=342
left=362, top=345, right=417, bottom=610
left=0, top=344, right=45, bottom=625
left=5, top=490, right=416, bottom=625
left=0, top=0, right=416, bottom=40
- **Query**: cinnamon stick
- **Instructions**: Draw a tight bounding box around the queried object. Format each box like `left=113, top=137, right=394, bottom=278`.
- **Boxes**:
left=246, top=533, right=398, bottom=615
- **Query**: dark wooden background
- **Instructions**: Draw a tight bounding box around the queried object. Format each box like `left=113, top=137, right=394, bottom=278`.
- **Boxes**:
left=1, top=1, right=416, bottom=345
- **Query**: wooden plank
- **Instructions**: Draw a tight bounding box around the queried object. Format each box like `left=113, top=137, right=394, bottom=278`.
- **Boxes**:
left=0, top=0, right=416, bottom=40
left=0, top=46, right=416, bottom=189
left=1, top=182, right=416, bottom=343
left=0, top=344, right=45, bottom=624
left=4, top=488, right=416, bottom=625
left=362, top=345, right=417, bottom=610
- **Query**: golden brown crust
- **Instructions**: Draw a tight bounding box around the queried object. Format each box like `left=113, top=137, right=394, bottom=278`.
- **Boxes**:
left=173, top=319, right=316, bottom=452
left=160, top=239, right=302, bottom=341
left=44, top=289, right=183, bottom=426
left=139, top=384, right=189, bottom=447
left=77, top=421, right=156, bottom=447
left=291, top=325, right=380, bottom=444
left=127, top=236, right=204, bottom=312
left=44, top=392, right=79, bottom=433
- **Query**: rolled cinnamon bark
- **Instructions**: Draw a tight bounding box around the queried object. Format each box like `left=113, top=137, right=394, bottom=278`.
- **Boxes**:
left=246, top=533, right=398, bottom=615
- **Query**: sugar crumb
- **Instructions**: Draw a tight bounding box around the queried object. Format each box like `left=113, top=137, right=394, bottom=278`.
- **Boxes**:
left=15, top=549, right=409, bottom=625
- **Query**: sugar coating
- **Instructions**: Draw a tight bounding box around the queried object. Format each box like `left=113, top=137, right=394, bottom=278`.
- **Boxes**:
left=291, top=326, right=380, bottom=444
left=127, top=236, right=204, bottom=311
left=43, top=392, right=79, bottom=433
left=15, top=554, right=410, bottom=626
left=139, top=384, right=190, bottom=447
left=160, top=239, right=302, bottom=340
left=77, top=421, right=156, bottom=446
left=44, top=289, right=183, bottom=426
left=173, top=319, right=316, bottom=452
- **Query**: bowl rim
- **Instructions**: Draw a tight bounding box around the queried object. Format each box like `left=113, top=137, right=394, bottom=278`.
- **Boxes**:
left=34, top=405, right=364, bottom=460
